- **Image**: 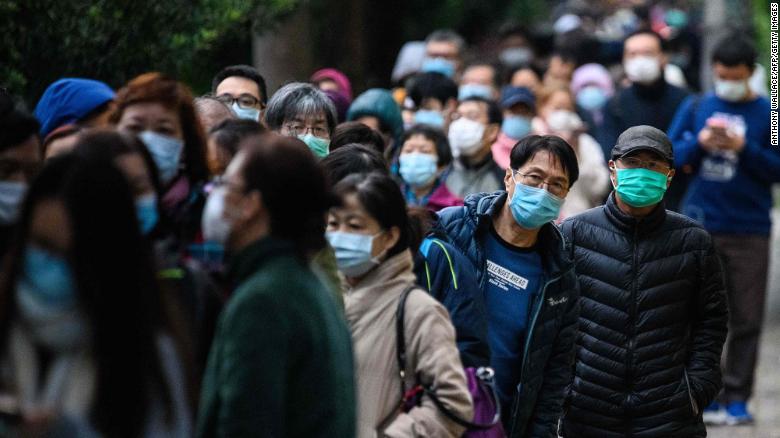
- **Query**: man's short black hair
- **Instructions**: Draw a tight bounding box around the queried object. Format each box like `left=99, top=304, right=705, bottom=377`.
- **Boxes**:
left=330, top=121, right=386, bottom=154
left=509, top=135, right=579, bottom=186
left=209, top=118, right=266, bottom=156
left=320, top=143, right=388, bottom=184
left=211, top=65, right=268, bottom=104
left=406, top=72, right=458, bottom=109
left=712, top=33, right=757, bottom=70
left=459, top=96, right=503, bottom=125
left=624, top=29, right=667, bottom=52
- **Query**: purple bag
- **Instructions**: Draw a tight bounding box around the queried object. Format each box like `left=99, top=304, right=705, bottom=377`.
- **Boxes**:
left=396, top=287, right=506, bottom=437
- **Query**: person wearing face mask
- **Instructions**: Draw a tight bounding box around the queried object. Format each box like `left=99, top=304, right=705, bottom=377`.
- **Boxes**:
left=264, top=82, right=338, bottom=160
left=397, top=125, right=461, bottom=211
left=197, top=135, right=355, bottom=438
left=112, top=73, right=210, bottom=250
left=533, top=86, right=609, bottom=218
left=421, top=29, right=465, bottom=80
left=438, top=135, right=580, bottom=436
left=72, top=131, right=223, bottom=373
left=0, top=154, right=194, bottom=437
left=404, top=72, right=458, bottom=132
left=491, top=86, right=535, bottom=170
left=570, top=63, right=615, bottom=157
left=603, top=30, right=690, bottom=211
left=327, top=171, right=472, bottom=437
left=668, top=34, right=779, bottom=426
left=496, top=22, right=535, bottom=70
left=445, top=96, right=504, bottom=198
left=458, top=63, right=500, bottom=101
left=0, top=92, right=41, bottom=259
left=211, top=65, right=267, bottom=122
left=559, top=125, right=728, bottom=438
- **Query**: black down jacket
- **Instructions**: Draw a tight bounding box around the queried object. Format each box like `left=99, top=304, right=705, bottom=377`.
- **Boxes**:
left=438, top=191, right=579, bottom=438
left=559, top=193, right=728, bottom=438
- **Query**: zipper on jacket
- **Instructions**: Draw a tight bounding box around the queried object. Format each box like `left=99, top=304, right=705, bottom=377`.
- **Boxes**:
left=624, top=226, right=639, bottom=436
left=508, top=272, right=561, bottom=436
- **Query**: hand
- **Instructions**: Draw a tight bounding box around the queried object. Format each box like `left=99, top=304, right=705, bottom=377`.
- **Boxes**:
left=719, top=131, right=746, bottom=152
left=697, top=127, right=728, bottom=152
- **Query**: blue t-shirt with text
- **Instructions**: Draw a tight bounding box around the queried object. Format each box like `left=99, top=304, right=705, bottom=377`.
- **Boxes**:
left=483, top=225, right=543, bottom=410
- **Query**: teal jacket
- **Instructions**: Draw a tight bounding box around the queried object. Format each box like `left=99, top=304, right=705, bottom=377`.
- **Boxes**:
left=196, top=238, right=355, bottom=438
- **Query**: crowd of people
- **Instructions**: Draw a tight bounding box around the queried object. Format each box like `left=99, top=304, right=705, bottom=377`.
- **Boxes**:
left=0, top=2, right=777, bottom=437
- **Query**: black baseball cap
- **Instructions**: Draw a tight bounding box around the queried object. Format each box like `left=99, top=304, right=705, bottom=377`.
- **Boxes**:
left=611, top=125, right=674, bottom=164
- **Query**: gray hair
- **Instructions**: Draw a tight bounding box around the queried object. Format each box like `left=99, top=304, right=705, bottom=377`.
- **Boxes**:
left=264, top=82, right=337, bottom=135
left=425, top=29, right=466, bottom=54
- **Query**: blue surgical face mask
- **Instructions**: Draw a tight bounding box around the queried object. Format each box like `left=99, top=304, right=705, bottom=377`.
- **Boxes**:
left=135, top=193, right=159, bottom=235
left=576, top=86, right=608, bottom=111
left=414, top=110, right=445, bottom=128
left=501, top=116, right=532, bottom=139
left=231, top=102, right=261, bottom=121
left=458, top=83, right=493, bottom=100
left=138, top=131, right=184, bottom=185
left=0, top=181, right=27, bottom=225
left=326, top=231, right=382, bottom=278
left=16, top=245, right=86, bottom=352
left=509, top=181, right=564, bottom=229
left=421, top=57, right=456, bottom=78
left=399, top=152, right=438, bottom=188
left=298, top=133, right=330, bottom=158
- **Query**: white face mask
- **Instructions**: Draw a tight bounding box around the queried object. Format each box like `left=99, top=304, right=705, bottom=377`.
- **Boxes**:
left=546, top=110, right=584, bottom=133
left=448, top=117, right=486, bottom=158
left=714, top=79, right=749, bottom=102
left=201, top=186, right=233, bottom=245
left=624, top=56, right=661, bottom=84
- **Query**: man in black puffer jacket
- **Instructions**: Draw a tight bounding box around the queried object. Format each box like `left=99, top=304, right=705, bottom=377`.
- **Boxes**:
left=439, top=135, right=580, bottom=437
left=560, top=126, right=728, bottom=438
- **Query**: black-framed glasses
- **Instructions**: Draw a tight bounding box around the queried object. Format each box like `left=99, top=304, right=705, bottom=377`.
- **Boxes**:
left=214, top=93, right=264, bottom=110
left=617, top=156, right=671, bottom=173
left=512, top=170, right=568, bottom=197
left=281, top=123, right=330, bottom=139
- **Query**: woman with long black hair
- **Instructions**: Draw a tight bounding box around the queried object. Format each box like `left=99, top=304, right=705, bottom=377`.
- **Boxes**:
left=0, top=153, right=193, bottom=437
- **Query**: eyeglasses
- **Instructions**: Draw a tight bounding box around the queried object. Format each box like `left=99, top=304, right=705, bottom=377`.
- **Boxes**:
left=513, top=170, right=568, bottom=197
left=215, top=93, right=264, bottom=110
left=282, top=123, right=330, bottom=139
left=617, top=156, right=671, bottom=173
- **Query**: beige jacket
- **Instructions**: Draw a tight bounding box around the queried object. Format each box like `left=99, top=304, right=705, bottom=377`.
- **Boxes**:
left=345, top=250, right=473, bottom=438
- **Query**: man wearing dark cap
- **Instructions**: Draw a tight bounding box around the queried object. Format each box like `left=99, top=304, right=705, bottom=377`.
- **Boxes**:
left=491, top=86, right=535, bottom=170
left=559, top=125, right=728, bottom=438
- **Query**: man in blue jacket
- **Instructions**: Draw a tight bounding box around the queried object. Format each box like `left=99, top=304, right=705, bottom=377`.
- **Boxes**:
left=438, top=135, right=579, bottom=437
left=668, top=33, right=780, bottom=424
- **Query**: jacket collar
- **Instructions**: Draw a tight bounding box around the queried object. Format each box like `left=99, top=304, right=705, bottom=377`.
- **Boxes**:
left=604, top=191, right=666, bottom=235
left=631, top=77, right=669, bottom=100
left=228, top=237, right=297, bottom=284
left=343, top=250, right=417, bottom=323
left=465, top=191, right=571, bottom=277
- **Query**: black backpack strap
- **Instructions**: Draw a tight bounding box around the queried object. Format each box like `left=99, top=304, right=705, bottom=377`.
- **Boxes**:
left=395, top=285, right=416, bottom=396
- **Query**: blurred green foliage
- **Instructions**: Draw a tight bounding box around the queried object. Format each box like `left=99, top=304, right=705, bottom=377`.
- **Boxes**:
left=0, top=0, right=299, bottom=105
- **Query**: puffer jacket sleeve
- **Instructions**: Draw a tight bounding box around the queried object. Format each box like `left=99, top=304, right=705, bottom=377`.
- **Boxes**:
left=687, top=237, right=728, bottom=410
left=383, top=292, right=473, bottom=438
left=524, top=269, right=580, bottom=437
left=417, top=240, right=490, bottom=368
